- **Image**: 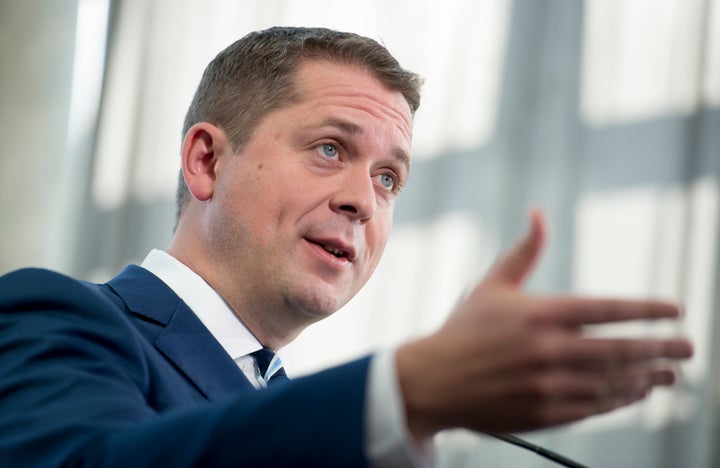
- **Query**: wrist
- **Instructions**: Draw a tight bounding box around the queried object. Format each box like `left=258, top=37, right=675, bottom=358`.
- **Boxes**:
left=395, top=337, right=445, bottom=442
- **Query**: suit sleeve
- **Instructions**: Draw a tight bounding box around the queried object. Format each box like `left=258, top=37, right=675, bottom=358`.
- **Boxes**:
left=0, top=269, right=370, bottom=467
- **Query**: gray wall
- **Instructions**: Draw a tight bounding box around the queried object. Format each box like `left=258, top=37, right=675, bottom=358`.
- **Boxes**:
left=0, top=0, right=78, bottom=272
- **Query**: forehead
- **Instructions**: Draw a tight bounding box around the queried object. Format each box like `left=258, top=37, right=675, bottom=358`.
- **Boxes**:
left=292, top=60, right=414, bottom=143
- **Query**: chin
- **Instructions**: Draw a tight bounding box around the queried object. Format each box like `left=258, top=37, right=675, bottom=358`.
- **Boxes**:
left=284, top=288, right=350, bottom=322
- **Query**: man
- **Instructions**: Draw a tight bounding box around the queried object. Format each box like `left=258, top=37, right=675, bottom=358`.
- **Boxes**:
left=0, top=27, right=692, bottom=467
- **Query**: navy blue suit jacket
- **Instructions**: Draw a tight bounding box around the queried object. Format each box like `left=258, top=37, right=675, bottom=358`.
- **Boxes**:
left=0, top=265, right=371, bottom=467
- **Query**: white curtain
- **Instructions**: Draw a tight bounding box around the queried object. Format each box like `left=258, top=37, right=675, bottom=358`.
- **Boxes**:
left=3, top=0, right=719, bottom=466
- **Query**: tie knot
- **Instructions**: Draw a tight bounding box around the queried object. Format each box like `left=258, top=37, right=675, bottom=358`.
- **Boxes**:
left=250, top=348, right=287, bottom=385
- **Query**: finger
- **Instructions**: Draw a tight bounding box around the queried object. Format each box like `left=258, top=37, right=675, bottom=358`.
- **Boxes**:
left=536, top=297, right=682, bottom=326
left=484, top=208, right=547, bottom=288
left=637, top=367, right=677, bottom=387
left=526, top=366, right=670, bottom=403
left=548, top=367, right=675, bottom=419
left=592, top=366, right=675, bottom=396
left=560, top=338, right=693, bottom=367
left=532, top=390, right=648, bottom=428
left=532, top=367, right=671, bottom=425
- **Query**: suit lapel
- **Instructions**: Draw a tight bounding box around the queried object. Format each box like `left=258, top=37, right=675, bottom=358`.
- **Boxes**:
left=106, top=265, right=255, bottom=399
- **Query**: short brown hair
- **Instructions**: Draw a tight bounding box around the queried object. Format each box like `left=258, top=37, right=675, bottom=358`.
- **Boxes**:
left=175, top=26, right=423, bottom=223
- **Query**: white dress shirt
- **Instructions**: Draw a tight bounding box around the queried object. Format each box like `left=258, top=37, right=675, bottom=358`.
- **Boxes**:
left=140, top=249, right=429, bottom=467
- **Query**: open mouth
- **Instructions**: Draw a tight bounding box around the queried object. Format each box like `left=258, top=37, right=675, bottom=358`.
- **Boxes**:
left=322, top=244, right=347, bottom=259
left=305, top=237, right=355, bottom=262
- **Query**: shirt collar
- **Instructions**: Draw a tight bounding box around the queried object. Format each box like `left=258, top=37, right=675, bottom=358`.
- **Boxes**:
left=140, top=249, right=262, bottom=360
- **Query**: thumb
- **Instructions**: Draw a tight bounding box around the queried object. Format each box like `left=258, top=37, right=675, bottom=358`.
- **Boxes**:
left=483, top=208, right=547, bottom=288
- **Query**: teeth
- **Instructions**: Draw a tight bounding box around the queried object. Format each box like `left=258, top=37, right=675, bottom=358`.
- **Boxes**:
left=323, top=244, right=344, bottom=258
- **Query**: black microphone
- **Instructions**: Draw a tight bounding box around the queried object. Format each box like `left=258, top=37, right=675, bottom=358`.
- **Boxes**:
left=490, top=433, right=590, bottom=468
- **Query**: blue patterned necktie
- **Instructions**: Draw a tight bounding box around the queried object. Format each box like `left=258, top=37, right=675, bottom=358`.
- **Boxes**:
left=250, top=348, right=288, bottom=386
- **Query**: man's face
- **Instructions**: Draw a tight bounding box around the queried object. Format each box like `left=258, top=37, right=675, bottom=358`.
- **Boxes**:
left=205, top=59, right=413, bottom=323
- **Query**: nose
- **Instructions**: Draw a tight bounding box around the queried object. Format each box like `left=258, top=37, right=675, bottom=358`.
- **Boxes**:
left=329, top=169, right=376, bottom=222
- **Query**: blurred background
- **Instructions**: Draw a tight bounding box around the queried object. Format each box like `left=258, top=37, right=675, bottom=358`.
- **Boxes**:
left=1, top=0, right=718, bottom=466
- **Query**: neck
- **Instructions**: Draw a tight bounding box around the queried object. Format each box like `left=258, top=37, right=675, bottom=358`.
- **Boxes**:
left=167, top=233, right=313, bottom=350
left=229, top=301, right=308, bottom=350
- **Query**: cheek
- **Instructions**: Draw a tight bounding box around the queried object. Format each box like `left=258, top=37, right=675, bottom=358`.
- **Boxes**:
left=211, top=170, right=272, bottom=237
left=227, top=164, right=279, bottom=213
left=366, top=213, right=393, bottom=261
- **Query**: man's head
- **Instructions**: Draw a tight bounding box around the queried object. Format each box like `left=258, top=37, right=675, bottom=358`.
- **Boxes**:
left=176, top=26, right=422, bottom=222
left=169, top=27, right=421, bottom=347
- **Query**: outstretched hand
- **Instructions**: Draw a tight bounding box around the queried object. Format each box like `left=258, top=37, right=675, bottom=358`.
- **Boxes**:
left=396, top=209, right=693, bottom=440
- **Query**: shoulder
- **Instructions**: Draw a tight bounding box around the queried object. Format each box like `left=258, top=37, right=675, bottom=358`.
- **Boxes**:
left=0, top=268, right=140, bottom=345
left=0, top=266, right=81, bottom=289
left=0, top=267, right=154, bottom=391
left=1, top=266, right=92, bottom=291
left=0, top=267, right=112, bottom=313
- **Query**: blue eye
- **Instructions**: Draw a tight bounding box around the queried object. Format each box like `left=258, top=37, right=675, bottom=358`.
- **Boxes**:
left=379, top=173, right=395, bottom=191
left=318, top=144, right=338, bottom=158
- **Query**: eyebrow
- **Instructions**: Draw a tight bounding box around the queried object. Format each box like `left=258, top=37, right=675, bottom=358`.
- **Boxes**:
left=310, top=118, right=411, bottom=173
left=317, top=118, right=362, bottom=135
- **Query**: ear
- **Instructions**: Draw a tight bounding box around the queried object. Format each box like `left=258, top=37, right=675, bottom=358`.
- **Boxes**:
left=180, top=123, right=230, bottom=201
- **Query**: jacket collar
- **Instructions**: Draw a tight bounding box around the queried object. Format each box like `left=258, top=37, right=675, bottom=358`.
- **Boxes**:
left=107, top=265, right=255, bottom=399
